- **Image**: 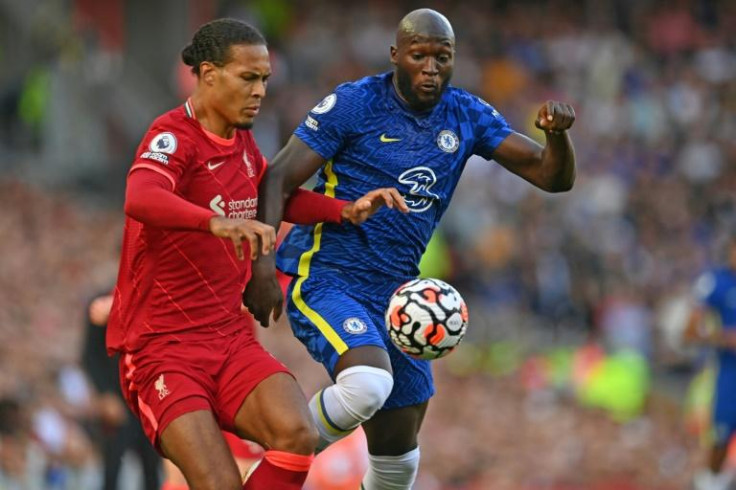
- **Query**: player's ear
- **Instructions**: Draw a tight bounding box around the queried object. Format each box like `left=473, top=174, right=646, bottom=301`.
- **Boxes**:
left=390, top=45, right=398, bottom=66
left=200, top=62, right=217, bottom=86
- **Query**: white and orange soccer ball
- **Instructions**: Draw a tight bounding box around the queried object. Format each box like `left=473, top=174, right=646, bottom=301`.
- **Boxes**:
left=385, top=278, right=468, bottom=360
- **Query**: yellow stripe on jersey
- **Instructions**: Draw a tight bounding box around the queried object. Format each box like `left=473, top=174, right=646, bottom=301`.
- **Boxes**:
left=291, top=160, right=349, bottom=354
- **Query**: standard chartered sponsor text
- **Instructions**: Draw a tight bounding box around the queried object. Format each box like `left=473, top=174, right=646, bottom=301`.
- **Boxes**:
left=228, top=197, right=258, bottom=219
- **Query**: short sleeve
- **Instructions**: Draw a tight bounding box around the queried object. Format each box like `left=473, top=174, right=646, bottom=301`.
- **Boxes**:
left=693, top=271, right=718, bottom=307
left=130, top=121, right=195, bottom=189
left=293, top=86, right=359, bottom=160
left=471, top=96, right=513, bottom=160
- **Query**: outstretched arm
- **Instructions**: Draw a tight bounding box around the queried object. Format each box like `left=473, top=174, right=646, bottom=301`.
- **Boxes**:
left=245, top=136, right=408, bottom=326
left=683, top=307, right=736, bottom=350
left=260, top=136, right=327, bottom=228
left=245, top=136, right=331, bottom=327
left=493, top=101, right=576, bottom=193
left=283, top=186, right=407, bottom=226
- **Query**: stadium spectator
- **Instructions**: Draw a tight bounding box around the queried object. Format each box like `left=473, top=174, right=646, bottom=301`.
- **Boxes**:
left=81, top=290, right=161, bottom=490
left=1, top=0, right=735, bottom=487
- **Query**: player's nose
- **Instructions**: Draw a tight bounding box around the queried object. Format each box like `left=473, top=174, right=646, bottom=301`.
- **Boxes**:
left=421, top=58, right=439, bottom=75
left=251, top=79, right=267, bottom=98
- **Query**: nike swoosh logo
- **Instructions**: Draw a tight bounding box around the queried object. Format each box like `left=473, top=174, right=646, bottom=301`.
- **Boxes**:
left=380, top=133, right=402, bottom=143
left=207, top=160, right=225, bottom=170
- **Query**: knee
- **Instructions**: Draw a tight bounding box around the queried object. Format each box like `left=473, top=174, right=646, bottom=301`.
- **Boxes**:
left=270, top=415, right=319, bottom=454
left=191, top=471, right=242, bottom=490
left=289, top=420, right=320, bottom=454
left=336, top=366, right=394, bottom=421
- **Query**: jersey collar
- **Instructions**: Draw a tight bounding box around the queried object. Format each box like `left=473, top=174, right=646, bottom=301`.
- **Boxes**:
left=183, top=98, right=236, bottom=146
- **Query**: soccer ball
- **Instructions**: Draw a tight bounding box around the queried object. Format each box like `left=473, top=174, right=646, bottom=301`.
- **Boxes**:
left=385, top=278, right=468, bottom=360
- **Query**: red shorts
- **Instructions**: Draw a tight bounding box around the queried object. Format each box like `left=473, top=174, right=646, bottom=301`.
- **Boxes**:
left=118, top=328, right=290, bottom=452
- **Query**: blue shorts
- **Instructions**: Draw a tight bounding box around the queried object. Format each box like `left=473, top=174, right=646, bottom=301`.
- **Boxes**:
left=712, top=365, right=736, bottom=444
left=286, top=270, right=434, bottom=409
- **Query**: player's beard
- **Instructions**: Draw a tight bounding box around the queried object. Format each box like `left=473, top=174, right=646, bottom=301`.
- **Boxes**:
left=234, top=121, right=254, bottom=130
left=395, top=69, right=449, bottom=112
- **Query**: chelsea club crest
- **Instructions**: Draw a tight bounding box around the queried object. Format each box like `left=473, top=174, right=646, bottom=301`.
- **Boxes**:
left=343, top=317, right=367, bottom=334
left=437, top=130, right=459, bottom=153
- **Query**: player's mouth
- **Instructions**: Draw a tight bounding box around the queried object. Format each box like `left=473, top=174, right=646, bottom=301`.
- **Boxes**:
left=243, top=106, right=260, bottom=116
left=417, top=82, right=438, bottom=95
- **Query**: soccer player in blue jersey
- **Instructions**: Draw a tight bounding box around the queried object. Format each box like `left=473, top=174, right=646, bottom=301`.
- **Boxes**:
left=244, top=9, right=576, bottom=488
left=685, top=237, right=736, bottom=490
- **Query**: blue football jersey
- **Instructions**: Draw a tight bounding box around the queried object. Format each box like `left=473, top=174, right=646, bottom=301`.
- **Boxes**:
left=694, top=267, right=736, bottom=367
left=276, top=72, right=512, bottom=281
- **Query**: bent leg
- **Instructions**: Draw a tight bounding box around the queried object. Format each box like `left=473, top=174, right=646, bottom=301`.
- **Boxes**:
left=308, top=346, right=394, bottom=451
left=160, top=410, right=242, bottom=490
left=234, top=372, right=316, bottom=453
left=362, top=402, right=428, bottom=456
left=234, top=372, right=317, bottom=489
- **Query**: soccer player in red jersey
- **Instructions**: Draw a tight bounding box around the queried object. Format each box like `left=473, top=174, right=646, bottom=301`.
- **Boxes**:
left=107, top=19, right=407, bottom=490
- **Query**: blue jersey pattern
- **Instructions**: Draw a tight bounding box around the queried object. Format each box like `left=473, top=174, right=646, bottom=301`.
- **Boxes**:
left=276, top=72, right=511, bottom=282
left=694, top=267, right=736, bottom=442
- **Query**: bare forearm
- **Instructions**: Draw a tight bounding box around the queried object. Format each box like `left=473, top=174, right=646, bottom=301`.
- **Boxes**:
left=700, top=330, right=736, bottom=350
left=257, top=137, right=323, bottom=229
left=254, top=137, right=326, bottom=271
left=540, top=131, right=576, bottom=192
left=256, top=165, right=291, bottom=231
left=252, top=170, right=287, bottom=272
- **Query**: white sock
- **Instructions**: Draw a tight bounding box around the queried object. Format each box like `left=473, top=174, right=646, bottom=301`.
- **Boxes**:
left=694, top=469, right=735, bottom=490
left=361, top=447, right=420, bottom=490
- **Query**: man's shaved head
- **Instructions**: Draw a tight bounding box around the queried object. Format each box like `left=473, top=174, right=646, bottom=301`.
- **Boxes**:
left=396, top=9, right=455, bottom=46
left=390, top=9, right=455, bottom=111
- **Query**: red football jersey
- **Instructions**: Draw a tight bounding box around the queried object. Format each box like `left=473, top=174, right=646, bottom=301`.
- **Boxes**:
left=107, top=100, right=267, bottom=354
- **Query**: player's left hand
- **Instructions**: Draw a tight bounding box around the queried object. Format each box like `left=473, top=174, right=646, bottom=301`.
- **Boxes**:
left=535, top=101, right=575, bottom=134
left=341, top=187, right=410, bottom=225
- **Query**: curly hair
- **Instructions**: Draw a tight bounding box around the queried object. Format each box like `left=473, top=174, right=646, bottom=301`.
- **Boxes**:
left=181, top=18, right=266, bottom=76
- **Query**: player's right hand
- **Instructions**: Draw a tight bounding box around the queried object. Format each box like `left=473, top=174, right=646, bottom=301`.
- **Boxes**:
left=341, top=187, right=410, bottom=225
left=243, top=258, right=283, bottom=328
left=535, top=100, right=576, bottom=134
left=208, top=216, right=276, bottom=261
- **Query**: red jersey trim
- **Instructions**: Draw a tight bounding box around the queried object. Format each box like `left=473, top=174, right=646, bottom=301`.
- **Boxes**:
left=202, top=127, right=236, bottom=146
left=130, top=164, right=176, bottom=190
left=138, top=397, right=159, bottom=432
left=185, top=98, right=236, bottom=147
left=124, top=353, right=159, bottom=432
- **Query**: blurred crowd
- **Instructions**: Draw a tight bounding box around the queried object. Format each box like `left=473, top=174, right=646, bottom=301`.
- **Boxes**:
left=0, top=0, right=735, bottom=488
